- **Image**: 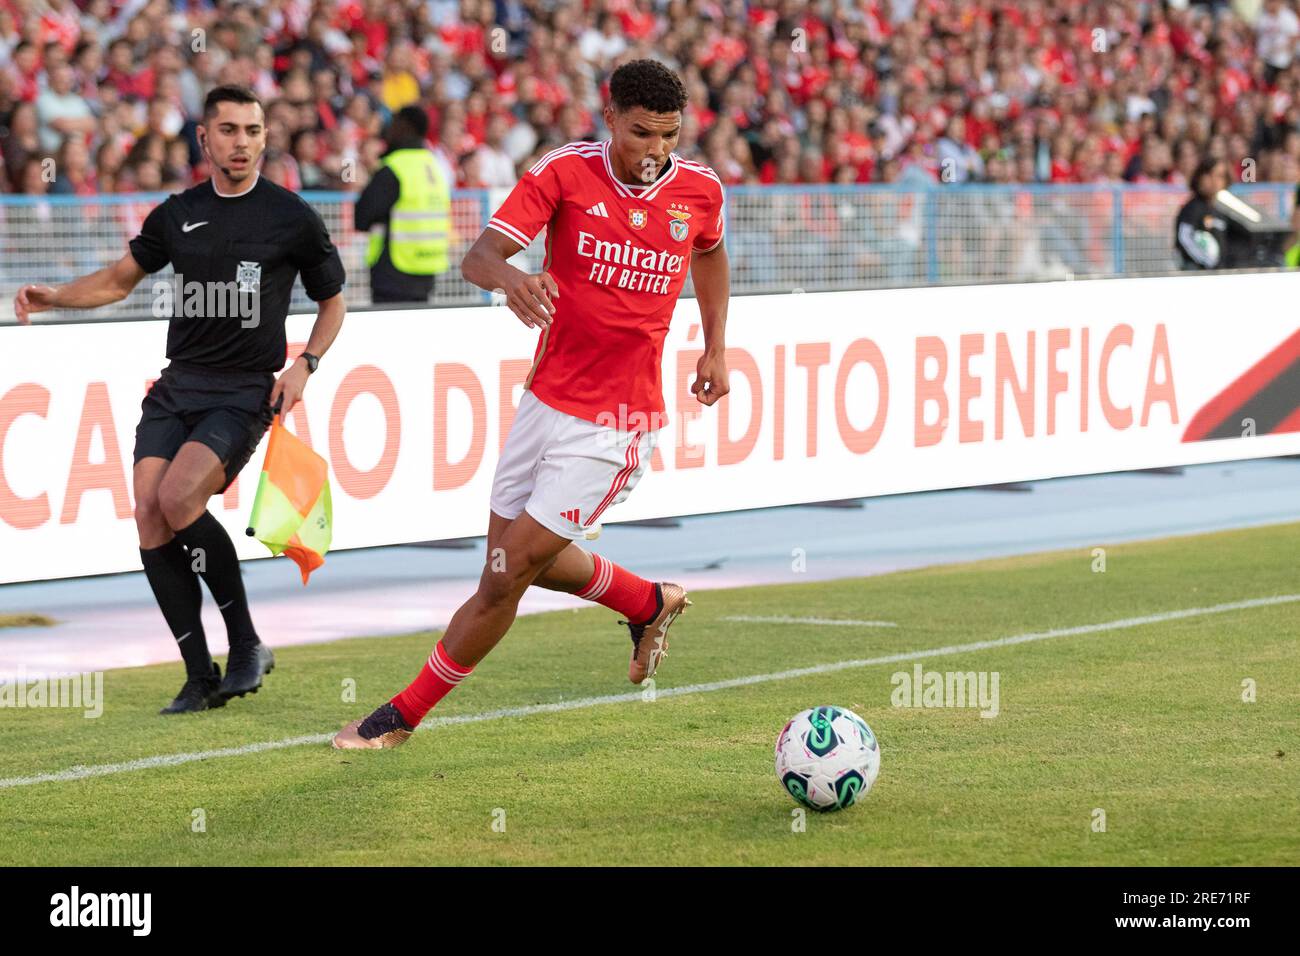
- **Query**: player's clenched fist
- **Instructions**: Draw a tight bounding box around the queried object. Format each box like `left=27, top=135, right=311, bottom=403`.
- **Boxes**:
left=14, top=284, right=57, bottom=325
left=691, top=349, right=729, bottom=406
left=501, top=270, right=558, bottom=329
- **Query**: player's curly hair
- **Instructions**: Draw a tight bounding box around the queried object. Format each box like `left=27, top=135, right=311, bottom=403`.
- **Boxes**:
left=609, top=59, right=688, bottom=115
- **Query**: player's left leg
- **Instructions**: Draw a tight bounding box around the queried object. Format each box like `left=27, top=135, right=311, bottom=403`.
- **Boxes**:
left=333, top=512, right=571, bottom=749
left=158, top=438, right=274, bottom=700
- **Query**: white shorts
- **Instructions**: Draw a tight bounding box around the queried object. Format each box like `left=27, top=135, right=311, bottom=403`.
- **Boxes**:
left=489, top=390, right=658, bottom=541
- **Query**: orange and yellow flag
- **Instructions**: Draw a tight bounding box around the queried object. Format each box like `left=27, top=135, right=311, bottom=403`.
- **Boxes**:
left=246, top=418, right=332, bottom=584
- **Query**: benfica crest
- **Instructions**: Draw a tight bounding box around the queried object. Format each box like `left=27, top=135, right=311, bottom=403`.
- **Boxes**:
left=667, top=203, right=692, bottom=243
left=628, top=208, right=647, bottom=230
left=236, top=260, right=262, bottom=294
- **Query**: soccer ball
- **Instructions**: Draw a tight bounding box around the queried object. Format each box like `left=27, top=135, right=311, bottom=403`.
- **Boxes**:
left=775, top=706, right=881, bottom=812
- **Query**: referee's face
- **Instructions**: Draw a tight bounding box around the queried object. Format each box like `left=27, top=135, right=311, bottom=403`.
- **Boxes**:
left=200, top=101, right=267, bottom=184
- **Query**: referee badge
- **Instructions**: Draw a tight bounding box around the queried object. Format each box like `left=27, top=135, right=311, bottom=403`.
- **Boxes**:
left=236, top=260, right=262, bottom=294
left=628, top=208, right=647, bottom=230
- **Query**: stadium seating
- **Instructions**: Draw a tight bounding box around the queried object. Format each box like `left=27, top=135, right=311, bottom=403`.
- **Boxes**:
left=0, top=0, right=1298, bottom=195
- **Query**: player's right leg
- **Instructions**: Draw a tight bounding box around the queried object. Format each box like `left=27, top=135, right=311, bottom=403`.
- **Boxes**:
left=531, top=542, right=689, bottom=684
left=518, top=418, right=689, bottom=684
left=491, top=510, right=686, bottom=683
left=487, top=391, right=689, bottom=682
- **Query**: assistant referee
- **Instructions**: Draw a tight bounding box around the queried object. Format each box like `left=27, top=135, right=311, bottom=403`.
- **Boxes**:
left=14, top=85, right=347, bottom=715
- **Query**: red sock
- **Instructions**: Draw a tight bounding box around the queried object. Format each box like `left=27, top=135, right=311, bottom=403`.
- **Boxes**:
left=574, top=553, right=660, bottom=624
left=391, top=641, right=473, bottom=727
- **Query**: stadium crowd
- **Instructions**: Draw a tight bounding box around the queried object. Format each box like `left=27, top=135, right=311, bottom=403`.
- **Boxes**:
left=0, top=0, right=1298, bottom=198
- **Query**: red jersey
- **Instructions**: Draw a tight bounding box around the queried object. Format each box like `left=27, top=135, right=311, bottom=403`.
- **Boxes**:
left=487, top=140, right=725, bottom=429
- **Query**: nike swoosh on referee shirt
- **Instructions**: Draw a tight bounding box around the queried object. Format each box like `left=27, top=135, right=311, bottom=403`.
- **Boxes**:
left=182, top=221, right=209, bottom=232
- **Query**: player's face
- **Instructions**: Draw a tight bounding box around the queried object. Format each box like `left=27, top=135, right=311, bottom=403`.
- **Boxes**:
left=200, top=101, right=267, bottom=183
left=606, top=105, right=681, bottom=185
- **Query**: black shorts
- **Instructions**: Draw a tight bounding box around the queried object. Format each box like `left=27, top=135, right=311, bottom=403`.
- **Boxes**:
left=134, top=362, right=276, bottom=492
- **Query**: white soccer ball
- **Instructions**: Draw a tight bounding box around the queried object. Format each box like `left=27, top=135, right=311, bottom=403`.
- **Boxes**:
left=775, top=706, right=881, bottom=812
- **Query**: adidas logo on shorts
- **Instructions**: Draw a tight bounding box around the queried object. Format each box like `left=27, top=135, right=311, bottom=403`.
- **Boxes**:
left=560, top=508, right=582, bottom=525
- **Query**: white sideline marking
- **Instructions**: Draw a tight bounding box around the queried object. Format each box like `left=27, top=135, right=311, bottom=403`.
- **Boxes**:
left=724, top=615, right=898, bottom=627
left=1, top=593, right=1295, bottom=791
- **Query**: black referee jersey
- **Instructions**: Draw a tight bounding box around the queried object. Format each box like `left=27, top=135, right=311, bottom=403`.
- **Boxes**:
left=129, top=173, right=346, bottom=373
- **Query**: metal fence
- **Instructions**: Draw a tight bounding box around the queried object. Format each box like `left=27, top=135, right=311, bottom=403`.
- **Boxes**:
left=0, top=183, right=1294, bottom=322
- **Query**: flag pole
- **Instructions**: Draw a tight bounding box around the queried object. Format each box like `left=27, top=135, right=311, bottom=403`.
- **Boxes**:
left=246, top=410, right=282, bottom=536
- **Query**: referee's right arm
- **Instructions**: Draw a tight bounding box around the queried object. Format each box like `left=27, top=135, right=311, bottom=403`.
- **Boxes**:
left=13, top=252, right=148, bottom=324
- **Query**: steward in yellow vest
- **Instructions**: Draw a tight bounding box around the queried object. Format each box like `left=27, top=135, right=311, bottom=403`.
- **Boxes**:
left=355, top=106, right=452, bottom=303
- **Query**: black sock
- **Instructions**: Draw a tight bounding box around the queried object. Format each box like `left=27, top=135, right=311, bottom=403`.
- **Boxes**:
left=174, top=511, right=259, bottom=649
left=140, top=539, right=213, bottom=679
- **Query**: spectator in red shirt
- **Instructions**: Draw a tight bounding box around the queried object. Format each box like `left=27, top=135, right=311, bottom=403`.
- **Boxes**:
left=8, top=40, right=40, bottom=102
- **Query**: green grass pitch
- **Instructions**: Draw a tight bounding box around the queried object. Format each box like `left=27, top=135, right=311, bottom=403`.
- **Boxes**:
left=1, top=522, right=1296, bottom=866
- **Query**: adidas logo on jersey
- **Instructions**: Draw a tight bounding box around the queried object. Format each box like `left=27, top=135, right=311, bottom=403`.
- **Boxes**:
left=560, top=508, right=582, bottom=525
left=585, top=202, right=610, bottom=218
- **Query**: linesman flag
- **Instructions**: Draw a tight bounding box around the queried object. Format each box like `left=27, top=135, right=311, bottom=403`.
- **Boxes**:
left=246, top=417, right=332, bottom=584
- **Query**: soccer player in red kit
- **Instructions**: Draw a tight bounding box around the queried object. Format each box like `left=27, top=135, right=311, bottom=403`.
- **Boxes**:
left=334, top=59, right=730, bottom=749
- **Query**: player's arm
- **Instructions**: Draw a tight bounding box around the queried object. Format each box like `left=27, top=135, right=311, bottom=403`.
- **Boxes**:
left=688, top=239, right=730, bottom=407
left=13, top=252, right=148, bottom=324
left=461, top=228, right=558, bottom=329
left=271, top=291, right=346, bottom=416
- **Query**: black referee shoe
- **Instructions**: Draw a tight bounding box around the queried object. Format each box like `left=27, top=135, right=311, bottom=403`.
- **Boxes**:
left=160, top=663, right=227, bottom=715
left=220, top=641, right=275, bottom=699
